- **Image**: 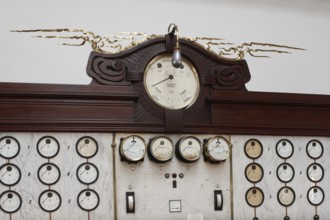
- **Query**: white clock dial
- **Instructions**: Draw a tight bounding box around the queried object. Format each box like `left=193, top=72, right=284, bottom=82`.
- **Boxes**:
left=37, top=136, right=60, bottom=158
left=76, top=136, right=98, bottom=159
left=39, top=190, right=61, bottom=212
left=77, top=189, right=99, bottom=211
left=0, top=136, right=20, bottom=159
left=307, top=163, right=324, bottom=183
left=276, top=163, right=295, bottom=183
left=204, top=136, right=230, bottom=162
left=0, top=190, right=22, bottom=213
left=307, top=186, right=324, bottom=206
left=277, top=186, right=295, bottom=207
left=38, top=163, right=61, bottom=185
left=144, top=54, right=200, bottom=109
left=149, top=136, right=174, bottom=162
left=306, top=140, right=323, bottom=159
left=77, top=162, right=99, bottom=185
left=177, top=136, right=202, bottom=162
left=0, top=163, right=21, bottom=186
left=276, top=139, right=294, bottom=159
left=120, top=135, right=146, bottom=162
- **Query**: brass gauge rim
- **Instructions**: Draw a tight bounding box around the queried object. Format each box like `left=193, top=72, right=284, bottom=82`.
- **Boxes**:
left=276, top=162, right=295, bottom=183
left=245, top=186, right=264, bottom=207
left=204, top=136, right=230, bottom=162
left=76, top=136, right=99, bottom=159
left=244, top=162, right=264, bottom=183
left=277, top=186, right=295, bottom=207
left=306, top=163, right=324, bottom=183
left=275, top=139, right=294, bottom=159
left=149, top=136, right=174, bottom=162
left=244, top=139, right=263, bottom=159
left=37, top=136, right=60, bottom=159
left=0, top=190, right=22, bottom=214
left=0, top=136, right=20, bottom=159
left=307, top=186, right=324, bottom=206
left=119, top=135, right=146, bottom=162
left=306, top=139, right=324, bottom=159
left=177, top=136, right=202, bottom=162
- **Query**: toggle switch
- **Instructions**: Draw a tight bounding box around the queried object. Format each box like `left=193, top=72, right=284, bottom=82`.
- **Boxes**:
left=126, top=192, right=135, bottom=213
left=214, top=190, right=223, bottom=211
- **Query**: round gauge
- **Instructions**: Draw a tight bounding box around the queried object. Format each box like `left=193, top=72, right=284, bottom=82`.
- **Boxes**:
left=144, top=54, right=200, bottom=110
left=245, top=163, right=264, bottom=183
left=37, top=136, right=60, bottom=158
left=38, top=163, right=61, bottom=185
left=76, top=136, right=98, bottom=159
left=76, top=162, right=99, bottom=185
left=276, top=163, right=295, bottom=183
left=39, top=190, right=61, bottom=212
left=148, top=136, right=174, bottom=162
left=177, top=136, right=202, bottom=162
left=276, top=139, right=294, bottom=159
left=277, top=186, right=295, bottom=207
left=307, top=186, right=324, bottom=206
left=307, top=163, right=324, bottom=183
left=0, top=190, right=22, bottom=213
left=77, top=189, right=100, bottom=211
left=119, top=135, right=146, bottom=162
left=0, top=163, right=21, bottom=186
left=245, top=187, right=264, bottom=207
left=306, top=140, right=323, bottom=159
left=204, top=136, right=230, bottom=162
left=244, top=139, right=263, bottom=159
left=0, top=136, right=20, bottom=159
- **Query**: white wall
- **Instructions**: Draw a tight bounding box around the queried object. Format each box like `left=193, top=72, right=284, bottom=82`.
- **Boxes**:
left=1, top=0, right=330, bottom=95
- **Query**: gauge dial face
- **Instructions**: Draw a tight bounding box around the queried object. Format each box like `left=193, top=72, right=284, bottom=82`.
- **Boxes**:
left=120, top=135, right=146, bottom=162
left=177, top=136, right=202, bottom=162
left=0, top=136, right=20, bottom=159
left=244, top=139, right=263, bottom=159
left=307, top=186, right=324, bottom=206
left=306, top=140, right=323, bottom=159
left=276, top=139, right=294, bottom=159
left=307, top=163, right=324, bottom=183
left=278, top=186, right=295, bottom=207
left=204, top=136, right=230, bottom=162
left=0, top=163, right=21, bottom=186
left=77, top=162, right=99, bottom=185
left=144, top=54, right=200, bottom=110
left=39, top=190, right=61, bottom=212
left=76, top=136, right=98, bottom=159
left=0, top=190, right=22, bottom=213
left=245, top=163, right=264, bottom=183
left=276, top=163, right=295, bottom=183
left=245, top=187, right=264, bottom=207
left=38, top=163, right=61, bottom=185
left=77, top=189, right=100, bottom=211
left=149, top=136, right=174, bottom=162
left=37, top=136, right=60, bottom=158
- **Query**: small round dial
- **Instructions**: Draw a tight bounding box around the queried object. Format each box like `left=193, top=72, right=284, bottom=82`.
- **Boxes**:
left=119, top=135, right=146, bottom=162
left=306, top=140, right=323, bottom=159
left=37, top=136, right=60, bottom=158
left=244, top=139, right=263, bottom=159
left=39, top=190, right=61, bottom=212
left=0, top=163, right=21, bottom=186
left=276, top=163, right=295, bottom=183
left=307, top=186, right=324, bottom=206
left=307, top=163, right=324, bottom=183
left=245, top=187, right=264, bottom=207
left=204, top=136, right=230, bottom=162
left=148, top=136, right=174, bottom=162
left=278, top=186, right=295, bottom=207
left=144, top=54, right=200, bottom=110
left=38, top=163, right=61, bottom=185
left=245, top=163, right=264, bottom=183
left=77, top=162, right=99, bottom=185
left=76, top=136, right=98, bottom=158
left=0, top=136, right=20, bottom=159
left=177, top=136, right=202, bottom=162
left=77, top=189, right=100, bottom=211
left=0, top=190, right=22, bottom=213
left=276, top=139, right=294, bottom=159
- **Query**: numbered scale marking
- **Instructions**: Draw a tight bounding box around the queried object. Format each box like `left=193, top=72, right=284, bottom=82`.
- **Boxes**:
left=0, top=136, right=20, bottom=159
left=0, top=190, right=22, bottom=213
left=76, top=136, right=98, bottom=159
left=77, top=189, right=100, bottom=211
left=244, top=139, right=263, bottom=159
left=0, top=163, right=21, bottom=186
left=39, top=190, right=62, bottom=212
left=38, top=163, right=61, bottom=185
left=37, top=136, right=60, bottom=158
left=77, top=162, right=99, bottom=185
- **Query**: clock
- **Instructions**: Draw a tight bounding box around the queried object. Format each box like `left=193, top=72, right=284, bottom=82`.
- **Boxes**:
left=143, top=54, right=200, bottom=110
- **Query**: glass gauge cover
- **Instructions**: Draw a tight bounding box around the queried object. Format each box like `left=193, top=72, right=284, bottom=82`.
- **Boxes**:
left=307, top=163, right=324, bottom=183
left=277, top=186, right=295, bottom=207
left=76, top=136, right=98, bottom=159
left=39, top=190, right=61, bottom=212
left=148, top=136, right=174, bottom=162
left=0, top=163, right=21, bottom=186
left=244, top=139, right=263, bottom=159
left=0, top=190, right=22, bottom=213
left=120, top=135, right=146, bottom=162
left=38, top=163, right=61, bottom=185
left=144, top=54, right=200, bottom=110
left=276, top=139, right=294, bottom=159
left=276, top=163, right=295, bottom=183
left=245, top=187, right=264, bottom=207
left=0, top=136, right=20, bottom=159
left=245, top=163, right=264, bottom=183
left=77, top=189, right=100, bottom=211
left=37, top=136, right=60, bottom=158
left=177, top=136, right=202, bottom=162
left=77, top=162, right=99, bottom=185
left=306, top=140, right=323, bottom=159
left=204, top=136, right=230, bottom=162
left=307, top=186, right=324, bottom=206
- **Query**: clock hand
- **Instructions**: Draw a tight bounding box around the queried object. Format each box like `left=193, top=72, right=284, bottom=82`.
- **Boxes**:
left=152, top=75, right=173, bottom=87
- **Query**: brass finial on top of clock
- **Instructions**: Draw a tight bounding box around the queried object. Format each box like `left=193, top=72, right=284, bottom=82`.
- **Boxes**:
left=11, top=25, right=305, bottom=61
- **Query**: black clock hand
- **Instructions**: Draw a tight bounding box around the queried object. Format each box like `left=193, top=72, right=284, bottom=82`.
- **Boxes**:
left=152, top=75, right=173, bottom=87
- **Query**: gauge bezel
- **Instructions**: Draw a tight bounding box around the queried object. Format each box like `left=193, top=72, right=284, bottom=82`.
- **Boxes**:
left=176, top=136, right=202, bottom=162
left=306, top=140, right=324, bottom=159
left=38, top=189, right=62, bottom=212
left=0, top=163, right=21, bottom=186
left=148, top=136, right=174, bottom=163
left=277, top=186, right=295, bottom=207
left=244, top=162, right=264, bottom=183
left=76, top=136, right=99, bottom=159
left=245, top=186, right=264, bottom=208
left=77, top=189, right=100, bottom=211
left=0, top=190, right=22, bottom=213
left=37, top=162, right=61, bottom=185
left=204, top=136, right=230, bottom=162
left=306, top=163, right=324, bottom=183
left=0, top=136, right=20, bottom=159
left=76, top=162, right=99, bottom=185
left=244, top=139, right=263, bottom=159
left=119, top=135, right=146, bottom=162
left=275, top=139, right=294, bottom=159
left=307, top=186, right=324, bottom=206
left=37, top=136, right=60, bottom=159
left=276, top=162, right=295, bottom=183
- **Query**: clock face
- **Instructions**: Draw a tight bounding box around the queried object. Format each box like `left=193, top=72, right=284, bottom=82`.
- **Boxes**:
left=144, top=54, right=200, bottom=110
